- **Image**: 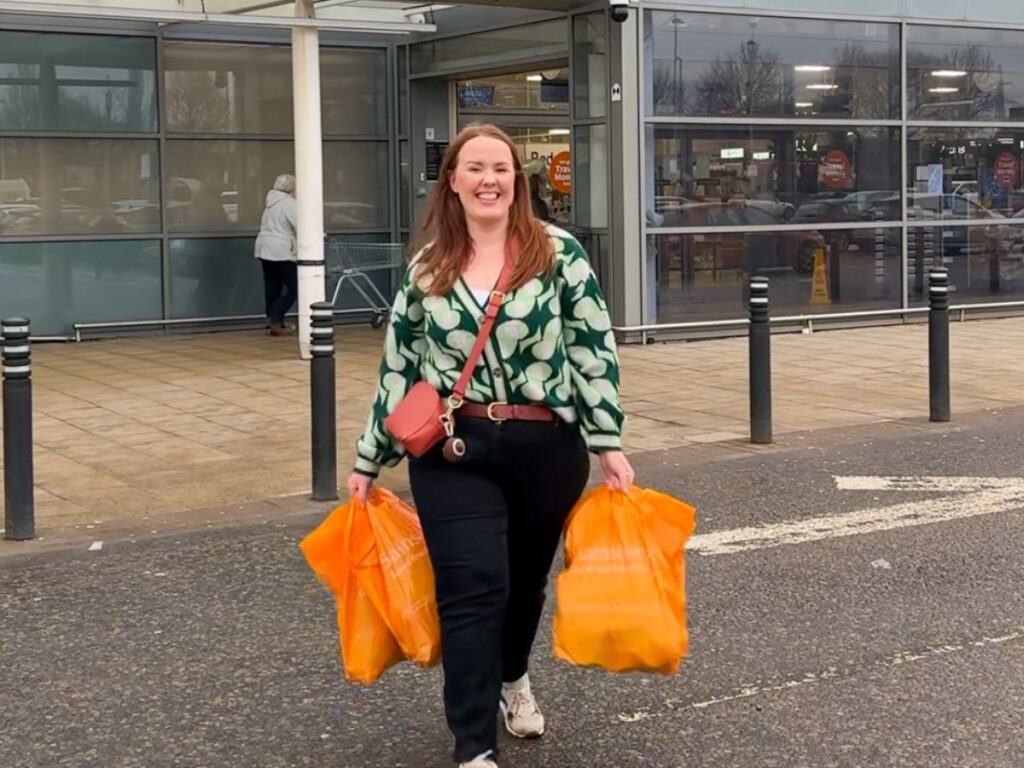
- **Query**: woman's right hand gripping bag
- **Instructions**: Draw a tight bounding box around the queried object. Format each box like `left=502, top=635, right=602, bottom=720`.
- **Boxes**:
left=553, top=486, right=696, bottom=674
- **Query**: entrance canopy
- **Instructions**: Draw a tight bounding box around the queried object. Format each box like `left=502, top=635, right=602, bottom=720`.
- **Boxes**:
left=0, top=0, right=441, bottom=33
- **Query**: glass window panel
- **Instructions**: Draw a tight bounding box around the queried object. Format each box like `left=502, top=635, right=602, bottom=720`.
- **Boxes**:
left=646, top=126, right=900, bottom=226
left=164, top=41, right=387, bottom=136
left=457, top=70, right=569, bottom=113
left=0, top=138, right=160, bottom=236
left=908, top=224, right=1024, bottom=305
left=163, top=42, right=291, bottom=134
left=907, top=128, right=1024, bottom=220
left=411, top=19, right=567, bottom=75
left=165, top=139, right=292, bottom=233
left=322, top=47, right=388, bottom=136
left=168, top=237, right=263, bottom=319
left=0, top=31, right=156, bottom=132
left=908, top=25, right=1024, bottom=122
left=574, top=124, right=607, bottom=229
left=573, top=13, right=607, bottom=120
left=643, top=11, right=900, bottom=119
left=0, top=239, right=161, bottom=336
left=165, top=139, right=390, bottom=234
left=324, top=141, right=390, bottom=230
left=649, top=228, right=901, bottom=323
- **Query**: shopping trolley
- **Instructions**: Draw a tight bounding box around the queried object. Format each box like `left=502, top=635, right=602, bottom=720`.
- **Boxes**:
left=325, top=239, right=407, bottom=328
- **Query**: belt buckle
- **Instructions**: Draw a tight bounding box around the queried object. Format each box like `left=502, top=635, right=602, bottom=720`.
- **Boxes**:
left=486, top=401, right=508, bottom=423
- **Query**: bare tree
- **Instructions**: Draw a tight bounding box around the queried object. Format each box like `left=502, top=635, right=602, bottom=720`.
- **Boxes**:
left=164, top=71, right=231, bottom=132
left=831, top=42, right=895, bottom=119
left=696, top=41, right=785, bottom=116
left=911, top=44, right=1004, bottom=120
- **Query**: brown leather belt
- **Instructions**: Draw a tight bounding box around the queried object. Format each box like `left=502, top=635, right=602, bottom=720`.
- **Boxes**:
left=459, top=402, right=558, bottom=423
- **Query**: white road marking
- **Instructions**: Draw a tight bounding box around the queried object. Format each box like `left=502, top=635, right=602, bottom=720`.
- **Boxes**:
left=88, top=541, right=103, bottom=552
left=687, top=627, right=1024, bottom=711
left=835, top=476, right=1024, bottom=492
left=686, top=476, right=1024, bottom=556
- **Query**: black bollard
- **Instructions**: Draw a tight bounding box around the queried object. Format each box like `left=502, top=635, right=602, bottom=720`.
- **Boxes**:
left=928, top=268, right=951, bottom=423
left=3, top=318, right=34, bottom=540
left=749, top=277, right=772, bottom=444
left=310, top=302, right=338, bottom=501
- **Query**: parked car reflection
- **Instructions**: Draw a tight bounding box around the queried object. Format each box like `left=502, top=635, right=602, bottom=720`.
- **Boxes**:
left=658, top=202, right=826, bottom=282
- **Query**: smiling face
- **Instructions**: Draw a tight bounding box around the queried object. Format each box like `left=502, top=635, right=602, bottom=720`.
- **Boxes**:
left=448, top=135, right=517, bottom=226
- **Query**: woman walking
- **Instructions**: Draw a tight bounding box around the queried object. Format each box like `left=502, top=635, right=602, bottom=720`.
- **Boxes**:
left=254, top=173, right=298, bottom=336
left=348, top=124, right=634, bottom=768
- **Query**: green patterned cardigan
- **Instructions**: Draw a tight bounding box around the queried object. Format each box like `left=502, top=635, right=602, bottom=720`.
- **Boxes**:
left=353, top=224, right=625, bottom=478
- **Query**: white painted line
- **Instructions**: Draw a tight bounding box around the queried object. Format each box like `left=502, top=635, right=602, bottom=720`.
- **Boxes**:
left=88, top=541, right=103, bottom=552
left=687, top=486, right=1024, bottom=556
left=688, top=627, right=1024, bottom=710
left=835, top=476, right=1024, bottom=492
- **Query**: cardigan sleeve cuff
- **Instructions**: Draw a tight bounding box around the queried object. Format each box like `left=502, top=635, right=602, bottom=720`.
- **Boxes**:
left=353, top=455, right=381, bottom=478
left=585, top=432, right=622, bottom=453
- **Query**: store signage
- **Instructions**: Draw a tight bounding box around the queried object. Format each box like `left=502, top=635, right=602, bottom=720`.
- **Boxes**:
left=820, top=149, right=852, bottom=189
left=549, top=151, right=572, bottom=194
left=425, top=141, right=449, bottom=182
left=720, top=147, right=744, bottom=159
left=994, top=151, right=1019, bottom=190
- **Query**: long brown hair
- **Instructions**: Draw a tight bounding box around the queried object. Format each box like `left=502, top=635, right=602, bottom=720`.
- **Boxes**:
left=413, top=123, right=553, bottom=296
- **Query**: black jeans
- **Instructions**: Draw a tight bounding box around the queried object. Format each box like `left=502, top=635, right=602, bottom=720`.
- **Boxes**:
left=260, top=259, right=298, bottom=325
left=408, top=416, right=590, bottom=763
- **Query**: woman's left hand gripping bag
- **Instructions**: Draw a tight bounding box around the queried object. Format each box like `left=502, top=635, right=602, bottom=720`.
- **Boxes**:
left=300, top=488, right=441, bottom=684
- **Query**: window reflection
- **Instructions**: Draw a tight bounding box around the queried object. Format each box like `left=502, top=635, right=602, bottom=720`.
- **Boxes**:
left=649, top=228, right=902, bottom=322
left=908, top=26, right=1024, bottom=122
left=905, top=128, right=1024, bottom=219
left=165, top=139, right=388, bottom=233
left=644, top=12, right=899, bottom=119
left=163, top=41, right=387, bottom=136
left=648, top=126, right=900, bottom=226
left=0, top=138, right=160, bottom=236
left=0, top=31, right=156, bottom=132
left=908, top=224, right=1024, bottom=303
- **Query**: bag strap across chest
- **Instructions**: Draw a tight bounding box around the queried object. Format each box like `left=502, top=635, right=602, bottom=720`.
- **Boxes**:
left=450, top=243, right=514, bottom=404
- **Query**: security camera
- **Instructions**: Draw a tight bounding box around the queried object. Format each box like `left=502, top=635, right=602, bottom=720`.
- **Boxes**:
left=609, top=0, right=629, bottom=23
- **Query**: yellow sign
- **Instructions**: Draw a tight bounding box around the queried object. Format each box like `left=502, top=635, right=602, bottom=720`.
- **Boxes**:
left=810, top=248, right=831, bottom=306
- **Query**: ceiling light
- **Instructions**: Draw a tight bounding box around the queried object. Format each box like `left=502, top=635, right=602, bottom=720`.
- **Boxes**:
left=928, top=87, right=959, bottom=93
left=806, top=84, right=838, bottom=90
left=526, top=74, right=543, bottom=82
left=931, top=70, right=967, bottom=77
left=548, top=128, right=571, bottom=135
left=795, top=65, right=831, bottom=72
left=795, top=101, right=813, bottom=108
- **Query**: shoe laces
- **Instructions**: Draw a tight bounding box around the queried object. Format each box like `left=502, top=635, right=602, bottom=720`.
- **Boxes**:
left=505, top=687, right=538, bottom=718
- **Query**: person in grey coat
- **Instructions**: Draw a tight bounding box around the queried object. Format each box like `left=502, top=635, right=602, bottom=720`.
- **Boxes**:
left=255, top=174, right=298, bottom=336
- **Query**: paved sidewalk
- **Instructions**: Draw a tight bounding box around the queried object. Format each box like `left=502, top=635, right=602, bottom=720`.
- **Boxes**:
left=1, top=318, right=1022, bottom=538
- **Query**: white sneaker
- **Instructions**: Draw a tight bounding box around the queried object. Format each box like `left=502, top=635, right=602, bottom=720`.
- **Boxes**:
left=500, top=674, right=545, bottom=739
left=459, top=756, right=498, bottom=768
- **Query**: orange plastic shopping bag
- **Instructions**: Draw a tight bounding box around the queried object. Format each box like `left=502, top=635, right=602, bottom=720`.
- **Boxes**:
left=299, top=495, right=403, bottom=684
left=553, top=485, right=696, bottom=674
left=300, top=488, right=441, bottom=683
left=350, top=489, right=441, bottom=667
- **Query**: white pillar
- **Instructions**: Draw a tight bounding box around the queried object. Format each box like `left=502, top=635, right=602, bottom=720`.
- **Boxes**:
left=292, top=0, right=325, bottom=360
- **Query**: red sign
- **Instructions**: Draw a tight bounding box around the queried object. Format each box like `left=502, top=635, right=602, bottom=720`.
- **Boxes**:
left=994, top=152, right=1019, bottom=191
left=548, top=151, right=572, bottom=195
left=820, top=149, right=852, bottom=189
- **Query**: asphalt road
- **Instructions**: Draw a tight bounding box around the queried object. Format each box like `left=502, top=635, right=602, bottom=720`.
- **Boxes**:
left=2, top=408, right=1023, bottom=768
